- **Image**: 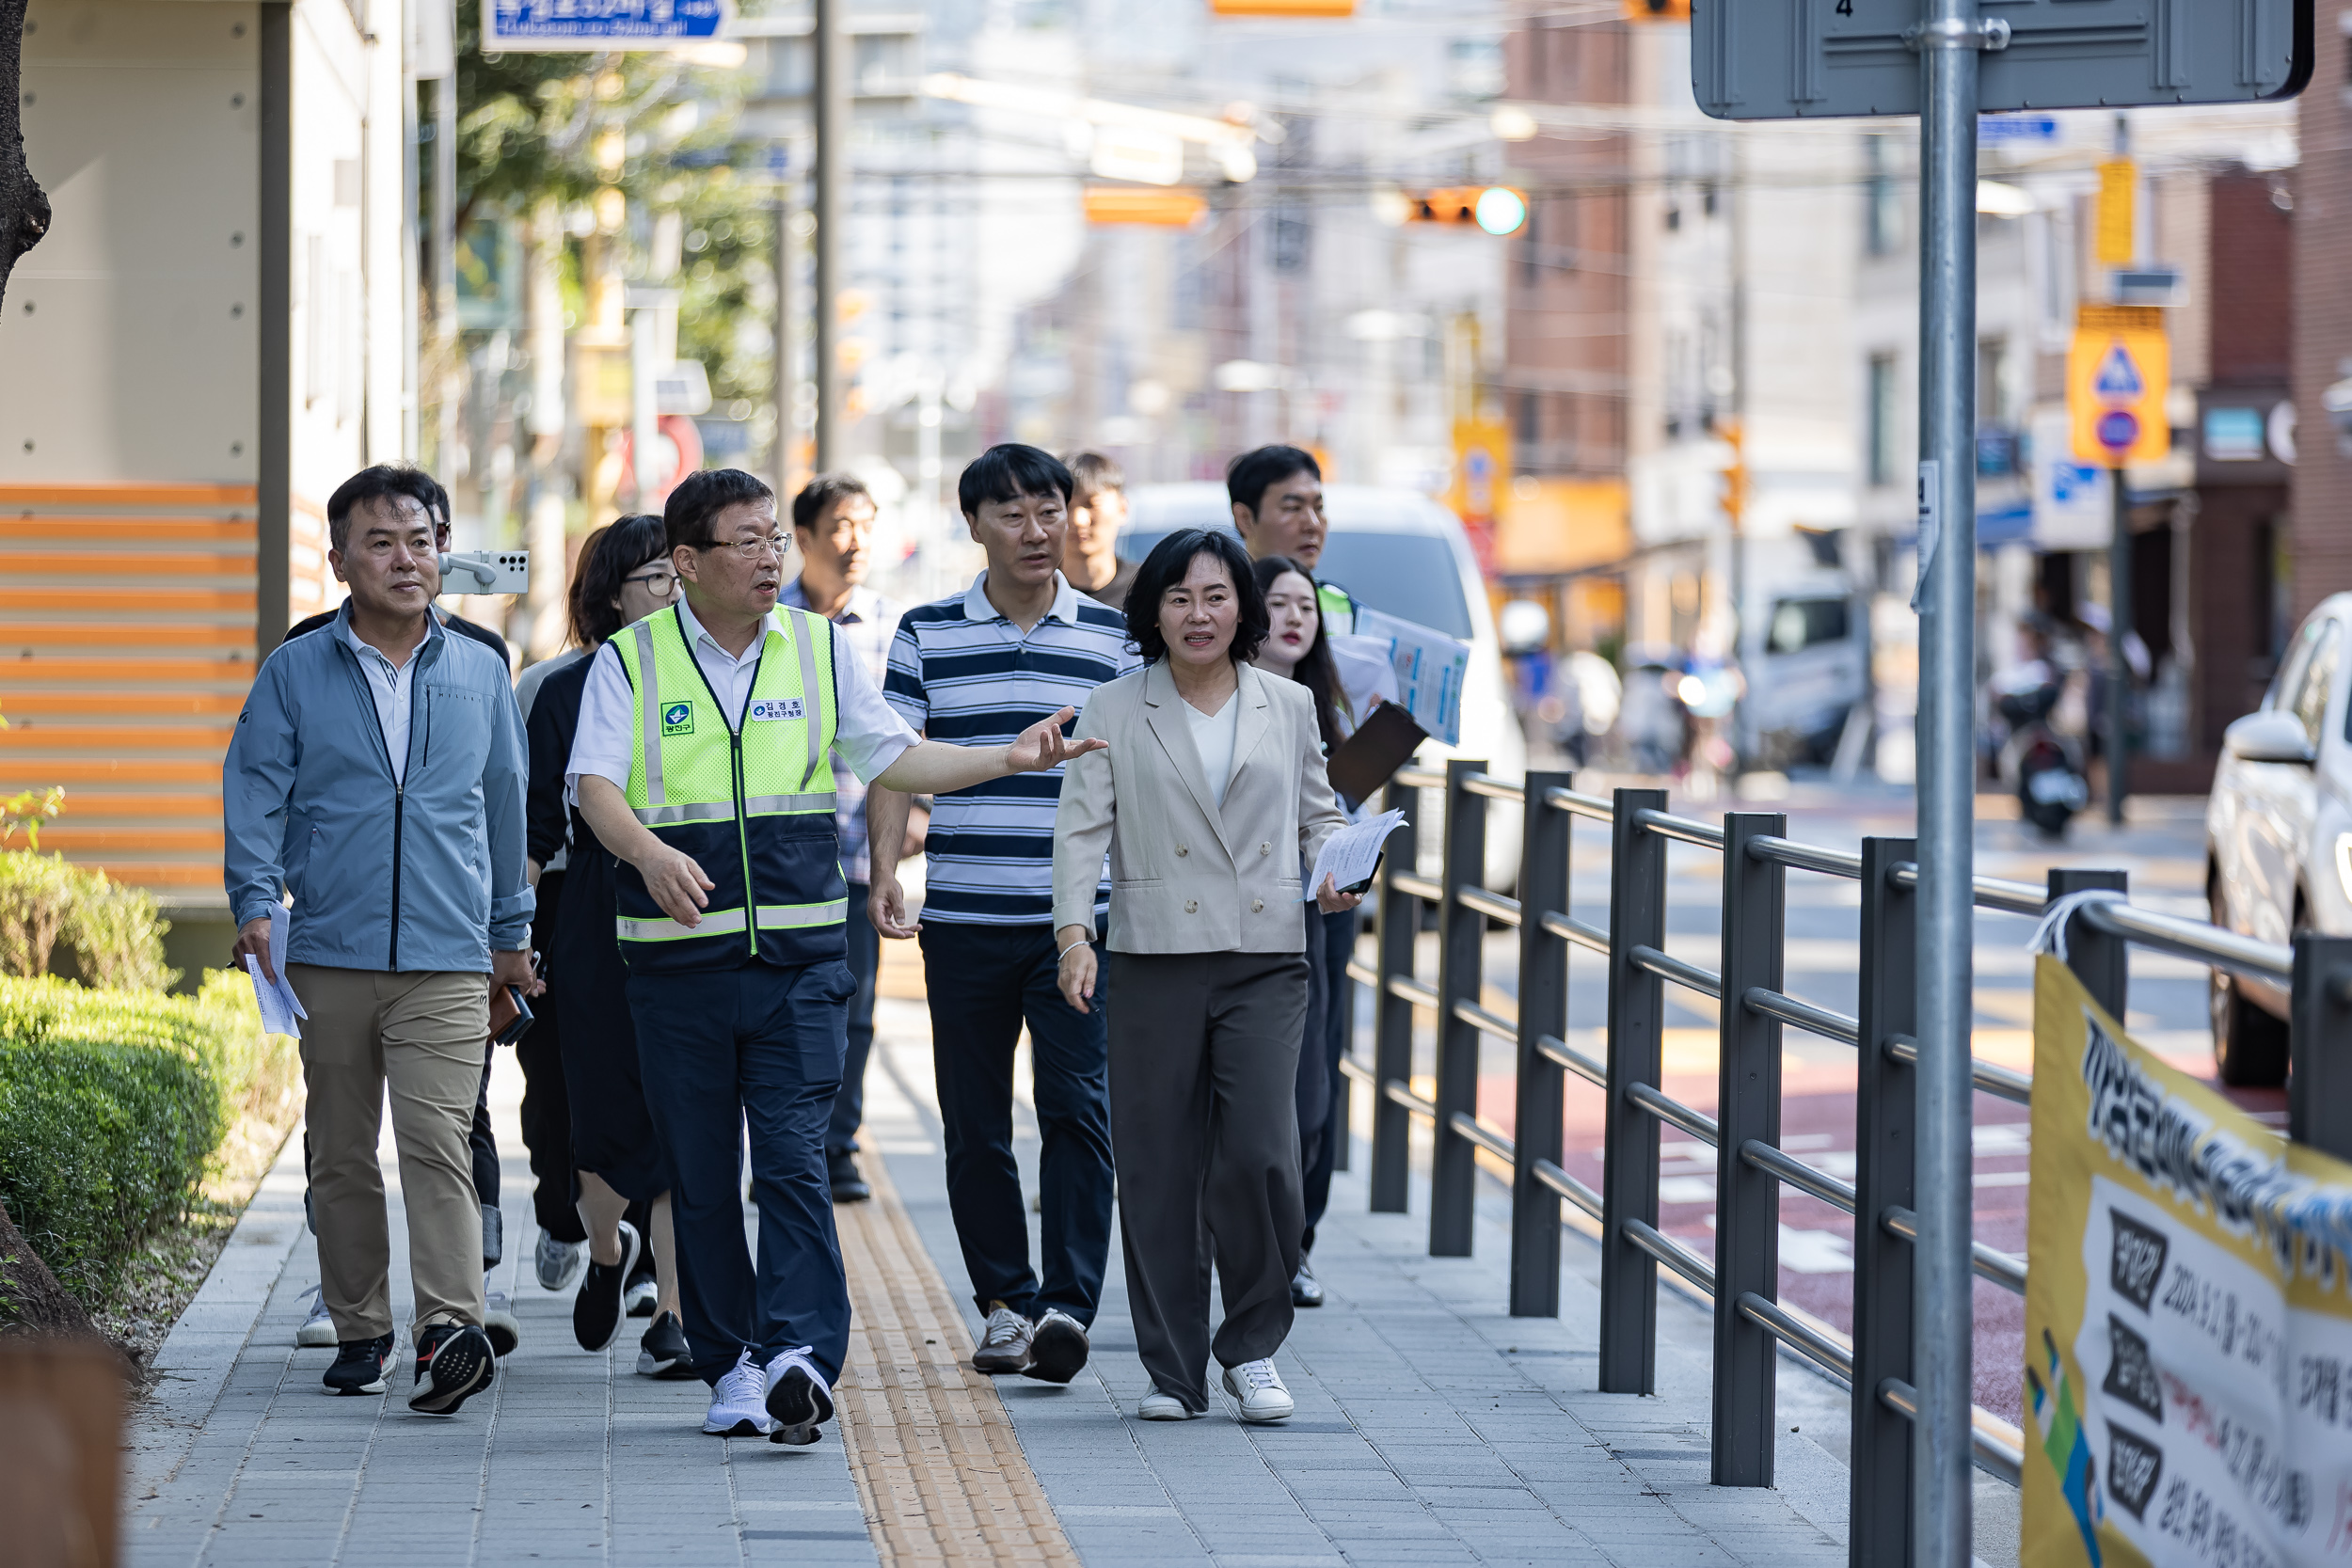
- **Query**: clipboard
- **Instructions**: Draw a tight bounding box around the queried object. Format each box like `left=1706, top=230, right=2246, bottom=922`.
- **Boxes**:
left=1325, top=701, right=1429, bottom=810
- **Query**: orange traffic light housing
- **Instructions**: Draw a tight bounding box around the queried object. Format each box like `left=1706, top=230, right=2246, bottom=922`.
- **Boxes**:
left=1404, top=186, right=1528, bottom=234
left=1719, top=419, right=1746, bottom=527
left=1083, top=186, right=1210, bottom=227
left=1210, top=0, right=1354, bottom=13
left=1622, top=0, right=1689, bottom=18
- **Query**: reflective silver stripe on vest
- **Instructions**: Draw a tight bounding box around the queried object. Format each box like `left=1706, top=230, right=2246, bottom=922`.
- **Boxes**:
left=631, top=793, right=837, bottom=826
left=631, top=619, right=665, bottom=807
left=754, top=900, right=848, bottom=929
left=781, top=607, right=827, bottom=790
left=615, top=906, right=749, bottom=942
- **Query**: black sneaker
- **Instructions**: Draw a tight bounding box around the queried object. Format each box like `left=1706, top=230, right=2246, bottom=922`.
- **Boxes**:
left=573, top=1220, right=641, bottom=1353
left=624, top=1262, right=659, bottom=1319
left=323, top=1334, right=394, bottom=1396
left=636, top=1310, right=695, bottom=1379
left=1025, top=1308, right=1089, bottom=1384
left=408, top=1323, right=495, bottom=1415
left=829, top=1150, right=871, bottom=1203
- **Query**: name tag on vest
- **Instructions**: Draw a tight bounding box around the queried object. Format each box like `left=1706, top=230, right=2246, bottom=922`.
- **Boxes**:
left=748, top=698, right=806, bottom=722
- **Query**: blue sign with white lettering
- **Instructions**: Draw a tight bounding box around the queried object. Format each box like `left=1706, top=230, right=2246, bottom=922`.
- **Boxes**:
left=485, top=0, right=726, bottom=49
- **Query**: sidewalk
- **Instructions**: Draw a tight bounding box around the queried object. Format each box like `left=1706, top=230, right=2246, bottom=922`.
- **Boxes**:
left=124, top=996, right=1861, bottom=1567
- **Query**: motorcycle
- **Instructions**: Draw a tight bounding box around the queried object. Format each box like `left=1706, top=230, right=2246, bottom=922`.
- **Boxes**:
left=1995, top=681, right=2091, bottom=837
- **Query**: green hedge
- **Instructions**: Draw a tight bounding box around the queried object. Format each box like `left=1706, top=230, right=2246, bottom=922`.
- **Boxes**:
left=0, top=972, right=295, bottom=1304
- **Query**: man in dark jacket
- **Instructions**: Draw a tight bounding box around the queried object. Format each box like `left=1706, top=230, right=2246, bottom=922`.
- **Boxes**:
left=226, top=466, right=536, bottom=1417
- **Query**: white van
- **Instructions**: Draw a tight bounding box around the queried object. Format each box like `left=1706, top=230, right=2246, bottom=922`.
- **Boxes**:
left=1120, top=483, right=1529, bottom=889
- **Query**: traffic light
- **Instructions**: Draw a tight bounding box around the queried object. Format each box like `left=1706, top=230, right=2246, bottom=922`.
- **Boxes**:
left=1209, top=0, right=1354, bottom=12
left=1719, top=419, right=1746, bottom=527
left=1083, top=186, right=1210, bottom=227
left=1622, top=0, right=1690, bottom=18
left=1405, top=186, right=1529, bottom=235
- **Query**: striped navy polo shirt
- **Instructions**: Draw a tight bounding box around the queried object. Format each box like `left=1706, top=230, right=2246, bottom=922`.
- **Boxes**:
left=884, top=570, right=1142, bottom=926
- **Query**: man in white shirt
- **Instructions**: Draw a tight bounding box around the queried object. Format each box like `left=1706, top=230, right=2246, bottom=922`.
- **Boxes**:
left=566, top=467, right=1104, bottom=1446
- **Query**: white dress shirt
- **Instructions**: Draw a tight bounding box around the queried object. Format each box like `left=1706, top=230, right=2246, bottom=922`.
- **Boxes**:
left=341, top=619, right=424, bottom=785
left=566, top=595, right=917, bottom=806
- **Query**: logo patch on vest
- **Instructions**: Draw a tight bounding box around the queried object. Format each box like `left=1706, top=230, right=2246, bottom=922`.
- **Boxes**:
left=748, top=698, right=805, bottom=722
left=660, top=701, right=694, bottom=736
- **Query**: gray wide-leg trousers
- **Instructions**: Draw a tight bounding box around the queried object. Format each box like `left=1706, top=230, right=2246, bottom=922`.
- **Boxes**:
left=1105, top=949, right=1308, bottom=1413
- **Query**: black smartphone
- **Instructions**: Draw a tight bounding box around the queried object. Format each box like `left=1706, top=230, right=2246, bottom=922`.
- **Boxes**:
left=494, top=986, right=535, bottom=1047
left=1337, top=853, right=1383, bottom=899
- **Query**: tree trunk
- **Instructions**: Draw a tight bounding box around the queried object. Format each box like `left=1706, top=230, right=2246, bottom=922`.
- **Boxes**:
left=0, top=1197, right=98, bottom=1342
left=0, top=0, right=52, bottom=310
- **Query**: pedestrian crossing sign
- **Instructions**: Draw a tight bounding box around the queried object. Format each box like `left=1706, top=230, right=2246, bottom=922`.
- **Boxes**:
left=2069, top=305, right=2169, bottom=467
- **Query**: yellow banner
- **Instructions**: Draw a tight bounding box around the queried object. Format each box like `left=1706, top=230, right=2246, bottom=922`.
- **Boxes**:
left=2025, top=956, right=2352, bottom=1567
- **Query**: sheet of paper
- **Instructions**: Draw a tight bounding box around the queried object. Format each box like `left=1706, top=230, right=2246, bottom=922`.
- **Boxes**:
left=1349, top=608, right=1469, bottom=747
left=243, top=903, right=307, bottom=1039
left=1303, top=808, right=1406, bottom=901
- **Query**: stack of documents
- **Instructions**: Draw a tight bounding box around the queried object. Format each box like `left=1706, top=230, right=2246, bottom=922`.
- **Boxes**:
left=1304, top=808, right=1408, bottom=900
left=242, top=904, right=309, bottom=1039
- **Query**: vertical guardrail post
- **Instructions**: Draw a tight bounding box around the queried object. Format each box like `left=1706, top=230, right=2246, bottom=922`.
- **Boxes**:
left=1711, top=811, right=1786, bottom=1488
left=1851, top=837, right=1917, bottom=1568
left=1600, top=786, right=1667, bottom=1395
left=1429, top=758, right=1489, bottom=1258
left=1368, top=777, right=1420, bottom=1213
left=1510, top=771, right=1575, bottom=1317
left=2290, top=932, right=2352, bottom=1163
left=2048, top=867, right=2128, bottom=1021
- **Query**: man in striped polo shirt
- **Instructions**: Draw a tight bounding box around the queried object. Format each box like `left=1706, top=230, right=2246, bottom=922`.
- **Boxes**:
left=868, top=445, right=1140, bottom=1386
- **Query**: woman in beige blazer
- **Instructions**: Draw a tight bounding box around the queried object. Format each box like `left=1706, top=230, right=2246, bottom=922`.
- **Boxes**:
left=1052, top=528, right=1360, bottom=1425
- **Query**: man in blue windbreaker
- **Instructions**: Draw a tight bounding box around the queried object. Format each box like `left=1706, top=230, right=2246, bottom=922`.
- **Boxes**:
left=225, top=465, right=537, bottom=1418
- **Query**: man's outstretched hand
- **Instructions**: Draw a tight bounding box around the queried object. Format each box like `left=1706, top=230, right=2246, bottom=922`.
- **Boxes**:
left=1003, top=706, right=1108, bottom=774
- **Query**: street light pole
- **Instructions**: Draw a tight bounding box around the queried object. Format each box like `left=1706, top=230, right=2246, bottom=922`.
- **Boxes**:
left=813, top=0, right=845, bottom=472
left=1914, top=0, right=1982, bottom=1560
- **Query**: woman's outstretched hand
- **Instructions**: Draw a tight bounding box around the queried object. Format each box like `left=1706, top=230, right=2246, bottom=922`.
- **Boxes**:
left=1314, top=874, right=1366, bottom=915
left=1055, top=924, right=1098, bottom=1014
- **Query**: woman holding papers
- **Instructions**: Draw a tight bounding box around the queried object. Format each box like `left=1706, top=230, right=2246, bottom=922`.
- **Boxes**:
left=1051, top=529, right=1359, bottom=1425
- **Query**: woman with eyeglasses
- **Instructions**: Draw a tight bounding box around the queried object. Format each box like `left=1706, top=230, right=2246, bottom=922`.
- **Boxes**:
left=522, top=515, right=697, bottom=1379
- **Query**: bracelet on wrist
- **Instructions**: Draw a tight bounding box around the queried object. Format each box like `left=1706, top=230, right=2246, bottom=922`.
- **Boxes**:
left=1057, top=939, right=1089, bottom=961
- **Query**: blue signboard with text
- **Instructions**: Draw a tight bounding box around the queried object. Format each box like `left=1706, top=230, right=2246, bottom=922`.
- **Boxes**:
left=484, top=0, right=728, bottom=51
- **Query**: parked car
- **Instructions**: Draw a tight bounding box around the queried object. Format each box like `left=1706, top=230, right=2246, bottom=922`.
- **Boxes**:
left=1734, top=575, right=1869, bottom=768
left=2205, top=594, right=2352, bottom=1085
left=1120, top=483, right=1529, bottom=889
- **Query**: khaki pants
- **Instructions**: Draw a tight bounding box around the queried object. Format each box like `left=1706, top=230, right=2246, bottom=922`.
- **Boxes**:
left=288, top=965, right=489, bottom=1341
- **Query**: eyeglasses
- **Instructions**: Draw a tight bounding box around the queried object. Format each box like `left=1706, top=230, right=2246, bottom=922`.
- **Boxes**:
left=695, top=534, right=790, bottom=562
left=623, top=570, right=680, bottom=598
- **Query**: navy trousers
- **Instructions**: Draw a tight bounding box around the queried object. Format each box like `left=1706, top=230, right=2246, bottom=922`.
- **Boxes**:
left=917, top=922, right=1114, bottom=1326
left=825, top=883, right=881, bottom=1159
left=628, top=958, right=856, bottom=1386
left=1300, top=907, right=1358, bottom=1253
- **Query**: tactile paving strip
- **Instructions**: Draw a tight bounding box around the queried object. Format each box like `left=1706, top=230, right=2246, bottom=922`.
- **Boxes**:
left=833, top=1154, right=1080, bottom=1565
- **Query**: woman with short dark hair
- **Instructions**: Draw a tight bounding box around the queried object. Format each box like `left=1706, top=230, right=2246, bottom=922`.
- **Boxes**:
left=1050, top=528, right=1360, bottom=1424
left=522, top=515, right=695, bottom=1378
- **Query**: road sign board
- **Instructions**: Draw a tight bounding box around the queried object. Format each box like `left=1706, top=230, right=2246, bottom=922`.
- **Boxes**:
left=1692, top=0, right=2311, bottom=121
left=2069, top=305, right=2169, bottom=467
left=483, top=0, right=730, bottom=51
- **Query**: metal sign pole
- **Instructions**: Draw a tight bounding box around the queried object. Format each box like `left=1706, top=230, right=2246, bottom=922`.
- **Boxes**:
left=813, top=0, right=845, bottom=472
left=1913, top=0, right=1981, bottom=1559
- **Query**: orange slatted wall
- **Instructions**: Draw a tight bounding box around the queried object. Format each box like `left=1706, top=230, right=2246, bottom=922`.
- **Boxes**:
left=0, top=483, right=260, bottom=896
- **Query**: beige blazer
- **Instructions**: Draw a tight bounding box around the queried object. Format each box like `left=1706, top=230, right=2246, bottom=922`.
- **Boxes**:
left=1052, top=660, right=1345, bottom=954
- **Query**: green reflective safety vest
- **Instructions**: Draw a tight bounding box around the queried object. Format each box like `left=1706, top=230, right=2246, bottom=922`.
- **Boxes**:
left=612, top=604, right=847, bottom=973
left=1316, top=579, right=1358, bottom=636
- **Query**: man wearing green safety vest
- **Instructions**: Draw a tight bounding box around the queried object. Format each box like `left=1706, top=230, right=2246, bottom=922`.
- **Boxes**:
left=569, top=468, right=1104, bottom=1446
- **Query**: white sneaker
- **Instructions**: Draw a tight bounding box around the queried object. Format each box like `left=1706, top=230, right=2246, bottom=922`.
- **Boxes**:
left=483, top=1289, right=521, bottom=1358
left=1221, top=1359, right=1295, bottom=1423
left=535, top=1232, right=588, bottom=1293
left=703, top=1349, right=774, bottom=1437
left=971, top=1303, right=1033, bottom=1374
left=294, top=1284, right=337, bottom=1348
left=763, top=1346, right=834, bottom=1447
left=1138, top=1386, right=1200, bottom=1421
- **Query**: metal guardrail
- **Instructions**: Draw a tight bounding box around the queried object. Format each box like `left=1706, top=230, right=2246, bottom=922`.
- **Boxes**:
left=1339, top=764, right=2329, bottom=1566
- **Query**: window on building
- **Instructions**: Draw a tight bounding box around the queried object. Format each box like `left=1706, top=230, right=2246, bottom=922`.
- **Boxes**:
left=1865, top=136, right=1901, bottom=256
left=1517, top=389, right=1540, bottom=450
left=1867, top=353, right=1899, bottom=486
left=1521, top=201, right=1541, bottom=289
left=1978, top=337, right=2010, bottom=428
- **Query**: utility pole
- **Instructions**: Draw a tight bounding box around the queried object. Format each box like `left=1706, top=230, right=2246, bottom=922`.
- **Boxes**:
left=434, top=72, right=457, bottom=512
left=813, top=0, right=845, bottom=472
left=772, top=179, right=793, bottom=500
left=2106, top=113, right=2134, bottom=826
left=1913, top=0, right=1985, bottom=1560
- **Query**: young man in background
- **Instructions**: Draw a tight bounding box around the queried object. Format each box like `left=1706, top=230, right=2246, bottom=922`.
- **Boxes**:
left=1061, top=450, right=1136, bottom=612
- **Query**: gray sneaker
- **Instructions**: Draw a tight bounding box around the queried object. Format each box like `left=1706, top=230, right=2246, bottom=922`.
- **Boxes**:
left=294, top=1284, right=337, bottom=1348
left=535, top=1232, right=588, bottom=1293
left=971, top=1303, right=1033, bottom=1375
